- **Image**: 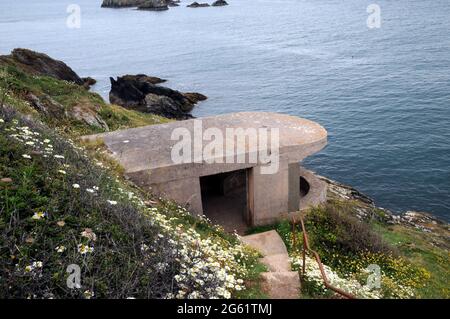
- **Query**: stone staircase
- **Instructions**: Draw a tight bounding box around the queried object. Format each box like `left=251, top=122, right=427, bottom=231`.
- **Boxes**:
left=241, top=230, right=300, bottom=299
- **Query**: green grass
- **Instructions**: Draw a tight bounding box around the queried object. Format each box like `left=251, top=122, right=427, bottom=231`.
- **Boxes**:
left=0, top=110, right=165, bottom=298
left=234, top=262, right=268, bottom=299
left=372, top=222, right=449, bottom=298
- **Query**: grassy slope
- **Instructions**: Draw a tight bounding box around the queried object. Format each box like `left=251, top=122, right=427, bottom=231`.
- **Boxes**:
left=0, top=63, right=169, bottom=137
left=372, top=222, right=449, bottom=298
left=0, top=64, right=267, bottom=299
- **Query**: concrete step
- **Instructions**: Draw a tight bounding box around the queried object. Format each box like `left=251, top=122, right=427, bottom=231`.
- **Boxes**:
left=260, top=271, right=300, bottom=299
left=240, top=230, right=288, bottom=256
left=260, top=253, right=291, bottom=272
left=241, top=230, right=301, bottom=299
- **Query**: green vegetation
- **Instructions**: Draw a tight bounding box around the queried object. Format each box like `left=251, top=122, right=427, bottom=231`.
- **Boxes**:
left=249, top=200, right=447, bottom=299
left=372, top=222, right=449, bottom=298
left=0, top=107, right=265, bottom=298
left=0, top=65, right=169, bottom=137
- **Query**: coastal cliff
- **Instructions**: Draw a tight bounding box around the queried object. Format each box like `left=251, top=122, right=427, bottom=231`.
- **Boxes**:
left=0, top=50, right=448, bottom=299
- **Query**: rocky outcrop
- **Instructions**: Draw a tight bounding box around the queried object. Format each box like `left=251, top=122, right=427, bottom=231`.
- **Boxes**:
left=167, top=0, right=180, bottom=7
left=109, top=74, right=206, bottom=120
left=212, top=0, right=228, bottom=6
left=102, top=0, right=178, bottom=8
left=24, top=92, right=109, bottom=130
left=82, top=77, right=97, bottom=89
left=25, top=93, right=66, bottom=118
left=71, top=105, right=109, bottom=130
left=182, top=92, right=208, bottom=104
left=0, top=49, right=95, bottom=89
left=138, top=0, right=169, bottom=11
left=101, top=0, right=146, bottom=8
left=187, top=2, right=210, bottom=7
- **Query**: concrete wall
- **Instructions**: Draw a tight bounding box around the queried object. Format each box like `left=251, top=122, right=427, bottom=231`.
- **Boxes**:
left=288, top=163, right=300, bottom=212
left=148, top=177, right=204, bottom=216
left=251, top=155, right=290, bottom=226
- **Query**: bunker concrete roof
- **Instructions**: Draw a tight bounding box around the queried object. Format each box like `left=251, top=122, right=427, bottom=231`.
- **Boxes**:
left=84, top=112, right=327, bottom=180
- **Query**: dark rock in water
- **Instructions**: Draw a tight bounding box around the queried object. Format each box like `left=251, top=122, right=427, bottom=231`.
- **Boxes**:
left=102, top=0, right=178, bottom=8
left=121, top=74, right=166, bottom=85
left=138, top=0, right=169, bottom=11
left=101, top=0, right=146, bottom=8
left=166, top=0, right=180, bottom=6
left=3, top=48, right=85, bottom=85
left=144, top=94, right=193, bottom=119
left=109, top=74, right=207, bottom=120
left=212, top=0, right=228, bottom=6
left=183, top=92, right=208, bottom=104
left=187, top=2, right=210, bottom=8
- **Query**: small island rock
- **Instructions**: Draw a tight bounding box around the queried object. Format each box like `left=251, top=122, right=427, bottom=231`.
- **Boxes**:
left=187, top=2, right=210, bottom=8
left=138, top=0, right=169, bottom=11
left=212, top=0, right=228, bottom=6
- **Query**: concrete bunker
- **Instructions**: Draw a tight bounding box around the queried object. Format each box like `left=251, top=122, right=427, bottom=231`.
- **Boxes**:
left=200, top=169, right=250, bottom=233
left=83, top=112, right=328, bottom=232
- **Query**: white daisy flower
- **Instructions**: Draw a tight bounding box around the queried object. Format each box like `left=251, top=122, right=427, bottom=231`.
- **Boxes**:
left=32, top=211, right=46, bottom=220
left=55, top=246, right=66, bottom=253
left=77, top=243, right=94, bottom=255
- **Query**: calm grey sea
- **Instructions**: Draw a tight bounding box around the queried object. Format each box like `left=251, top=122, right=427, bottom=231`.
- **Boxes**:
left=1, top=0, right=449, bottom=220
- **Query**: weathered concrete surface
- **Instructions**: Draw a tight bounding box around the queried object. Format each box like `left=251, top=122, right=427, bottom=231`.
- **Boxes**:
left=299, top=167, right=328, bottom=211
left=260, top=254, right=291, bottom=272
left=84, top=112, right=327, bottom=179
left=260, top=272, right=300, bottom=299
left=241, top=230, right=288, bottom=256
left=241, top=230, right=300, bottom=299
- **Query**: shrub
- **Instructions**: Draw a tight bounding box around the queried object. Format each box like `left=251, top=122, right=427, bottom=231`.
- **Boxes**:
left=305, top=203, right=393, bottom=261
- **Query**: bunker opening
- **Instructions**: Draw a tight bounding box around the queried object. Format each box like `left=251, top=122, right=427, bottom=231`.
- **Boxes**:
left=300, top=176, right=310, bottom=198
left=200, top=169, right=250, bottom=234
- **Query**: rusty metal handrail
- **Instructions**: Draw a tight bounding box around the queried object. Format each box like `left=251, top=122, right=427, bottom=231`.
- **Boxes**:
left=292, top=214, right=356, bottom=299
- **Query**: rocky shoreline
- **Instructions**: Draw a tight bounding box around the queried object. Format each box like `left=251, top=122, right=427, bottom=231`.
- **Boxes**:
left=0, top=49, right=207, bottom=124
